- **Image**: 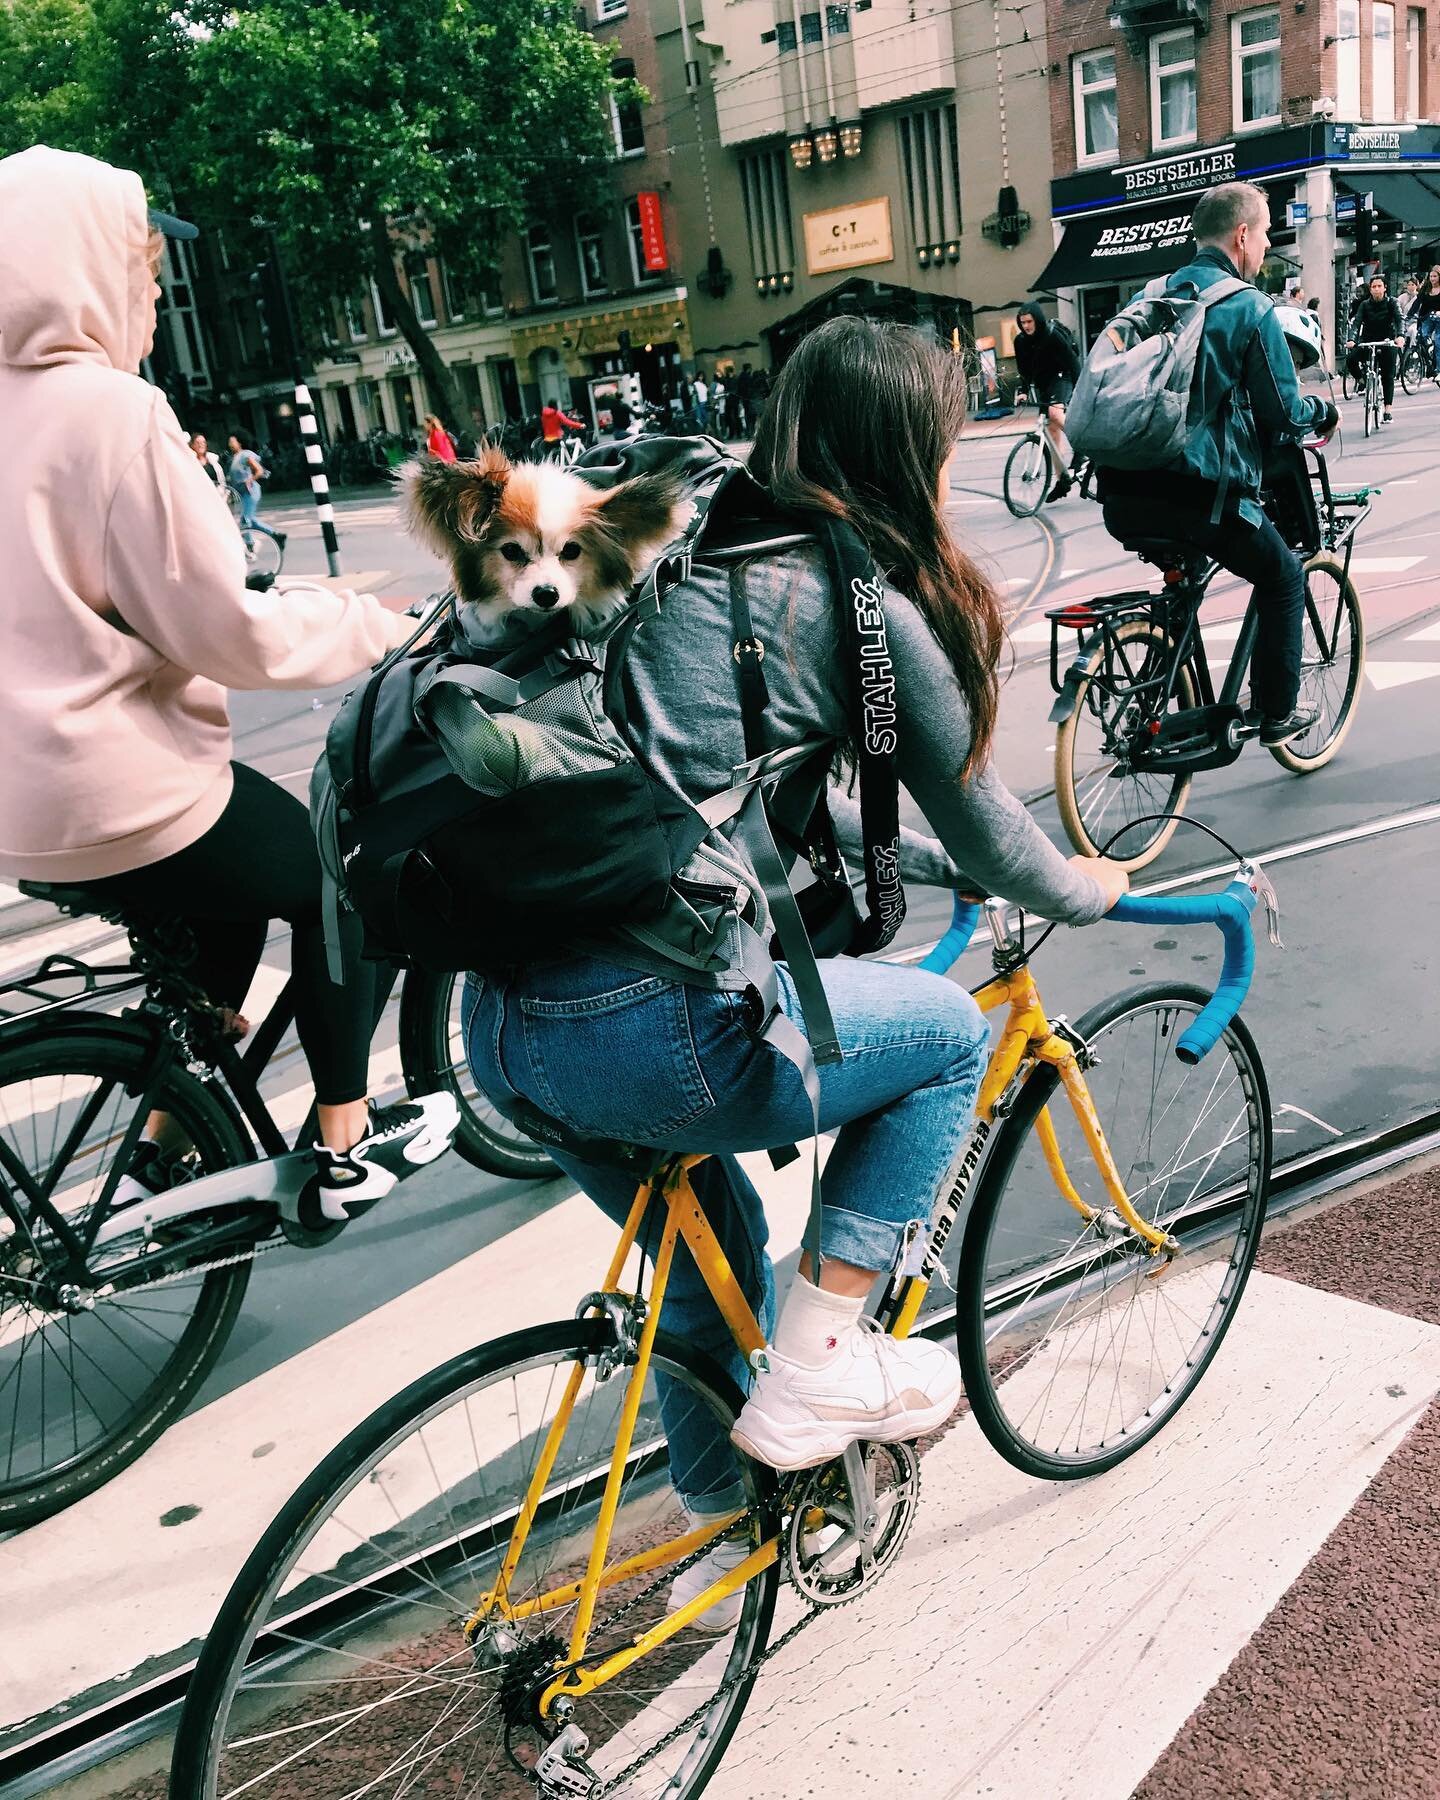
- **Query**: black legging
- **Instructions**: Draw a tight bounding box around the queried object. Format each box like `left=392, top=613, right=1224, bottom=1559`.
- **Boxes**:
left=1347, top=341, right=1397, bottom=407
left=83, top=763, right=375, bottom=1105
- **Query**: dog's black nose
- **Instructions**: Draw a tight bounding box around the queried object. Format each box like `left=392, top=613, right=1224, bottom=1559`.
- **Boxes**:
left=531, top=584, right=560, bottom=610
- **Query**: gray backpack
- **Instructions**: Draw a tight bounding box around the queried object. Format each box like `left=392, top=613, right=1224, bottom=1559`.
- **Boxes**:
left=1065, top=274, right=1249, bottom=474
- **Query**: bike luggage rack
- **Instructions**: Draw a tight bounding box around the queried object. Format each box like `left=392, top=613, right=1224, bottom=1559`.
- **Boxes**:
left=0, top=953, right=143, bottom=1030
left=1045, top=590, right=1167, bottom=696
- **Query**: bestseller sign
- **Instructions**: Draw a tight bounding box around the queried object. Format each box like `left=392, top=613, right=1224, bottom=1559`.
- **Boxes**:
left=803, top=196, right=894, bottom=275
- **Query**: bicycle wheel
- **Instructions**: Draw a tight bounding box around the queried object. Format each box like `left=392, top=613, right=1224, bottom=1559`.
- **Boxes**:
left=0, top=1023, right=254, bottom=1529
left=955, top=982, right=1271, bottom=1480
left=1268, top=557, right=1365, bottom=774
left=399, top=968, right=556, bottom=1180
left=1003, top=433, right=1052, bottom=519
left=172, top=1318, right=778, bottom=1799
left=1053, top=619, right=1197, bottom=869
left=1400, top=344, right=1427, bottom=394
left=1363, top=371, right=1377, bottom=436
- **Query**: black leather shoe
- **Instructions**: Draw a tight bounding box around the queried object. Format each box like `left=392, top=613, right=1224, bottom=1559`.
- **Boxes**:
left=1257, top=704, right=1320, bottom=745
left=1046, top=473, right=1073, bottom=503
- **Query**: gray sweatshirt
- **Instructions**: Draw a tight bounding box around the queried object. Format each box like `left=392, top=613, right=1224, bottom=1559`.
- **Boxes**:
left=618, top=544, right=1109, bottom=930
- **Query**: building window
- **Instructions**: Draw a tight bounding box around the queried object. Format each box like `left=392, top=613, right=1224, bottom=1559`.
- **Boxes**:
left=625, top=196, right=664, bottom=284
left=1150, top=29, right=1197, bottom=148
left=575, top=214, right=608, bottom=295
left=738, top=147, right=795, bottom=283
left=595, top=0, right=626, bottom=16
left=611, top=58, right=645, bottom=156
left=1336, top=0, right=1361, bottom=116
left=526, top=224, right=559, bottom=303
left=1073, top=49, right=1119, bottom=165
left=439, top=261, right=465, bottom=323
left=1408, top=7, right=1424, bottom=118
left=479, top=270, right=504, bottom=316
left=1232, top=8, right=1282, bottom=130
left=1374, top=2, right=1397, bottom=121
left=343, top=294, right=368, bottom=343
left=370, top=277, right=397, bottom=336
left=410, top=266, right=437, bottom=327
left=898, top=102, right=962, bottom=251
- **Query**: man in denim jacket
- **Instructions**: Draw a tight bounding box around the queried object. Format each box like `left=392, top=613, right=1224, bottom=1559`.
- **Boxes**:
left=1099, top=180, right=1339, bottom=744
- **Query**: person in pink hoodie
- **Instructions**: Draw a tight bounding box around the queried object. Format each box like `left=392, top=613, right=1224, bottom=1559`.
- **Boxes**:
left=0, top=147, right=457, bottom=1216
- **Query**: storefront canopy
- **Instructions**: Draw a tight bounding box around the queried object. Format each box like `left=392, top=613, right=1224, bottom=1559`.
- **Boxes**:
left=1338, top=172, right=1440, bottom=233
left=1032, top=198, right=1197, bottom=291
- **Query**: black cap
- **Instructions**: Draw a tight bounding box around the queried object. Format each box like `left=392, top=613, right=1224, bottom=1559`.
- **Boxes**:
left=147, top=205, right=199, bottom=242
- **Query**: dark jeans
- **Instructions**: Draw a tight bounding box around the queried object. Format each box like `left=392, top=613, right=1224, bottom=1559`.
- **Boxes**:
left=1103, top=496, right=1305, bottom=718
left=83, top=763, right=376, bottom=1106
left=1347, top=342, right=1397, bottom=406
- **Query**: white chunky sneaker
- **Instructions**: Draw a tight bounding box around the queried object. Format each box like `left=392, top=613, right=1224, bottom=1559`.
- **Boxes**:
left=666, top=1508, right=751, bottom=1634
left=729, top=1318, right=963, bottom=1471
left=307, top=1093, right=460, bottom=1223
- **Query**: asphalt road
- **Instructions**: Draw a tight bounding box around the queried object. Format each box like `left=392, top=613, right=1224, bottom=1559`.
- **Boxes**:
left=2, top=397, right=1438, bottom=1784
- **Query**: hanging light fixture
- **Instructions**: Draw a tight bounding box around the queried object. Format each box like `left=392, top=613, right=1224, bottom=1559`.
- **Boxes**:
left=789, top=134, right=814, bottom=171
left=917, top=246, right=930, bottom=267
left=768, top=273, right=781, bottom=292
left=814, top=125, right=839, bottom=163
left=781, top=271, right=794, bottom=290
left=839, top=120, right=863, bottom=158
left=946, top=241, right=961, bottom=263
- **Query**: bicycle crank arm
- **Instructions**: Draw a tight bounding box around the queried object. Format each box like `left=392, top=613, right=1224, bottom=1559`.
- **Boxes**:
left=89, top=1150, right=313, bottom=1250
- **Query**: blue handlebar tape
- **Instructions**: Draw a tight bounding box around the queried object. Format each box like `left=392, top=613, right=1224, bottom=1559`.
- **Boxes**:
left=1109, top=879, right=1259, bottom=1063
left=918, top=896, right=982, bottom=974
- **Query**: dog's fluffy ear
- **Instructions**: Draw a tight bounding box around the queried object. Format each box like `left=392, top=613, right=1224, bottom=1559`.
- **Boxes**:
left=591, top=471, right=690, bottom=549
left=401, top=449, right=509, bottom=557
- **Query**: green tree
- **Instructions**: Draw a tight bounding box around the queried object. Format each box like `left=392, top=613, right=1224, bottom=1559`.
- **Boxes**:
left=0, top=0, right=629, bottom=427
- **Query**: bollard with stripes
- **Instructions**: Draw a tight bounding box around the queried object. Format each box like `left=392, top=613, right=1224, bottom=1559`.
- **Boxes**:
left=262, top=225, right=342, bottom=577
left=293, top=383, right=341, bottom=577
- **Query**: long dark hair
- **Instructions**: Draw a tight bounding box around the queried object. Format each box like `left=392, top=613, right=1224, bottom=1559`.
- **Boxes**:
left=750, top=317, right=1003, bottom=775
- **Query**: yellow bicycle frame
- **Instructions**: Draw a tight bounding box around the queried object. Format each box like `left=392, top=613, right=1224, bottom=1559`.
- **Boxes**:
left=465, top=963, right=1170, bottom=1714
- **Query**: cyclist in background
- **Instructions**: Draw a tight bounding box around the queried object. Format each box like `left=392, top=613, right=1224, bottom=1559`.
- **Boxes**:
left=1346, top=272, right=1404, bottom=423
left=1413, top=265, right=1440, bottom=370
left=1013, top=303, right=1082, bottom=501
left=1097, top=181, right=1338, bottom=746
left=540, top=397, right=584, bottom=443
left=0, top=145, right=457, bottom=1216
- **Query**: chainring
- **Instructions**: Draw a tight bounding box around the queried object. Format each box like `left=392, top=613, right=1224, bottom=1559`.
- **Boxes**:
left=783, top=1441, right=921, bottom=1606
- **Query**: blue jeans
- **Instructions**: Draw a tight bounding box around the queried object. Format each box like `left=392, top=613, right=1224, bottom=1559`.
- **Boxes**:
left=463, top=953, right=989, bottom=1510
left=234, top=484, right=278, bottom=550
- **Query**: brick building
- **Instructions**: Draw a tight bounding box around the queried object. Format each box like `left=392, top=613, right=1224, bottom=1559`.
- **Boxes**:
left=1037, top=0, right=1440, bottom=359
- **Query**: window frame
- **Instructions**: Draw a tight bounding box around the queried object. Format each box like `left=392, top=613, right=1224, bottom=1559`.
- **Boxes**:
left=343, top=293, right=369, bottom=343
left=595, top=0, right=627, bottom=18
left=1335, top=0, right=1361, bottom=117
left=370, top=277, right=398, bottom=338
left=1407, top=6, right=1424, bottom=119
left=574, top=214, right=609, bottom=297
left=1231, top=7, right=1283, bottom=133
left=525, top=224, right=559, bottom=305
left=610, top=58, right=646, bottom=157
left=1149, top=27, right=1198, bottom=149
left=1373, top=1, right=1397, bottom=123
left=1072, top=48, right=1120, bottom=167
left=409, top=265, right=438, bottom=328
left=439, top=261, right=465, bottom=324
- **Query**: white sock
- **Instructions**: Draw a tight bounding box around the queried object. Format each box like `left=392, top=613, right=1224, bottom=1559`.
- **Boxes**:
left=771, top=1274, right=864, bottom=1369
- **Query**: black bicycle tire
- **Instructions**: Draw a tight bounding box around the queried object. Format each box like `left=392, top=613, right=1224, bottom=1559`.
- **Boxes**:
left=1003, top=433, right=1052, bottom=519
left=1268, top=558, right=1365, bottom=774
left=398, top=966, right=557, bottom=1180
left=1400, top=344, right=1426, bottom=394
left=953, top=981, right=1272, bottom=1481
left=0, top=1024, right=254, bottom=1529
left=172, top=1317, right=779, bottom=1799
left=1053, top=618, right=1197, bottom=869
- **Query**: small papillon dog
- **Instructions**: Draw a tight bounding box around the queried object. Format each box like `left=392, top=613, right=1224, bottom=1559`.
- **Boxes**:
left=402, top=449, right=688, bottom=648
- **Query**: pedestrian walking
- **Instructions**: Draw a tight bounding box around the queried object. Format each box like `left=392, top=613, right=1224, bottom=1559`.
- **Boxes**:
left=424, top=414, right=458, bottom=463
left=225, top=432, right=284, bottom=562
left=188, top=432, right=225, bottom=494
left=692, top=372, right=710, bottom=430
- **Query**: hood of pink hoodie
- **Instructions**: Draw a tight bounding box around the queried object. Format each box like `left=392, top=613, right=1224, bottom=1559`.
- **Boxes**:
left=0, top=145, right=159, bottom=373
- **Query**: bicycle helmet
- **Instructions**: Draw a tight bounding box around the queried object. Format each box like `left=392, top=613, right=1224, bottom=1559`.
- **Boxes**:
left=1272, top=302, right=1325, bottom=370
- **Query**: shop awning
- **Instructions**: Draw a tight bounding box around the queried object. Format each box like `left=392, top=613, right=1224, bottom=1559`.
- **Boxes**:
left=1338, top=172, right=1440, bottom=232
left=1032, top=199, right=1197, bottom=290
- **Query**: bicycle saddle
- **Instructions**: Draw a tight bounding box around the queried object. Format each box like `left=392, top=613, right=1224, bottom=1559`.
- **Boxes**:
left=1121, top=538, right=1204, bottom=572
left=16, top=879, right=109, bottom=916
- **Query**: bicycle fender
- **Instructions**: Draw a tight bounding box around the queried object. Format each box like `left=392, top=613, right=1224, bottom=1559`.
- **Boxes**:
left=1048, top=660, right=1089, bottom=724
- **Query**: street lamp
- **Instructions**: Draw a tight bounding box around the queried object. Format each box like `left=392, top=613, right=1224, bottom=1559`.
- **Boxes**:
left=814, top=125, right=839, bottom=163
left=839, top=121, right=863, bottom=158
left=789, top=134, right=814, bottom=170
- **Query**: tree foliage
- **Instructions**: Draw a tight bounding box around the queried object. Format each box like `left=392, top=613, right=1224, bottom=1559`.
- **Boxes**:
left=0, top=0, right=630, bottom=418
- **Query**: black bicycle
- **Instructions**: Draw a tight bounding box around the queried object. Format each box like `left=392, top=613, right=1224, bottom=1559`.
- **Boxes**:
left=1399, top=327, right=1440, bottom=394
left=0, top=886, right=553, bottom=1529
left=1049, top=445, right=1372, bottom=868
left=1348, top=341, right=1393, bottom=437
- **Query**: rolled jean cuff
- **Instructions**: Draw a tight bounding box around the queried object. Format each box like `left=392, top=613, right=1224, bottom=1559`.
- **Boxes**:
left=821, top=1204, right=924, bottom=1272
left=681, top=1476, right=747, bottom=1516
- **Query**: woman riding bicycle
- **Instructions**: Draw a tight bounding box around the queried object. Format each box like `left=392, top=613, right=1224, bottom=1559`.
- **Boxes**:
left=0, top=146, right=456, bottom=1216
left=462, top=316, right=1127, bottom=1619
left=1346, top=272, right=1404, bottom=422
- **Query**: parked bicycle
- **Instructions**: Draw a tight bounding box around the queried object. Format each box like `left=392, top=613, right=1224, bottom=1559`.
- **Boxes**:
left=0, top=887, right=554, bottom=1529
left=1050, top=441, right=1372, bottom=868
left=172, top=855, right=1276, bottom=1797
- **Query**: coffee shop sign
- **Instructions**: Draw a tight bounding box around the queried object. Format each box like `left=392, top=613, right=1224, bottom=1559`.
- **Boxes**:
left=1122, top=144, right=1237, bottom=198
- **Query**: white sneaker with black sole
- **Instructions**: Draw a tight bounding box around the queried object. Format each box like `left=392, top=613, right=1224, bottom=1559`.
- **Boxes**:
left=308, top=1093, right=460, bottom=1222
left=729, top=1317, right=963, bottom=1472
